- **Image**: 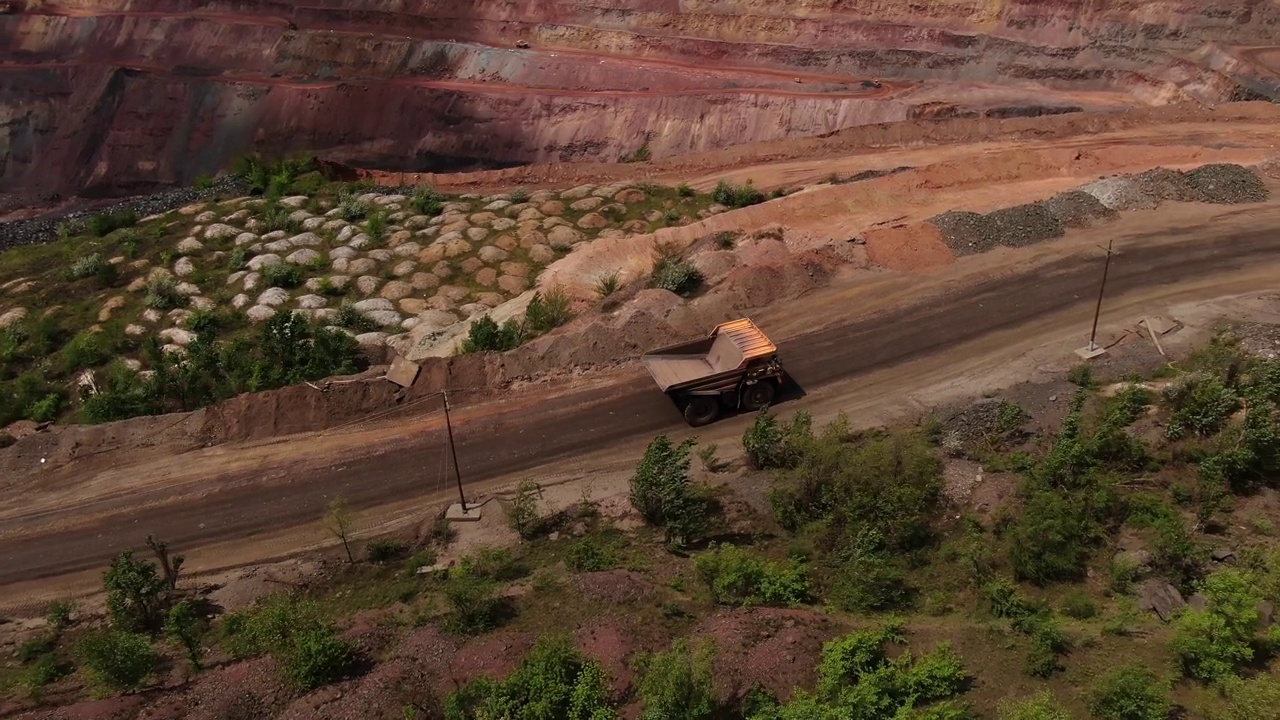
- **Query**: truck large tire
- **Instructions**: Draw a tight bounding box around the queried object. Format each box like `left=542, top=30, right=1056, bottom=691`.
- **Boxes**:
left=742, top=381, right=776, bottom=411
left=683, top=396, right=719, bottom=427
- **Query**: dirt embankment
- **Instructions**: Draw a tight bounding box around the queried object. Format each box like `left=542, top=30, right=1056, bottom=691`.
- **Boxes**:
left=4, top=1, right=1278, bottom=205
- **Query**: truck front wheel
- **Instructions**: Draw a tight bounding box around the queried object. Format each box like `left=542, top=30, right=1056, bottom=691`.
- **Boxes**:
left=683, top=396, right=719, bottom=426
left=742, top=381, right=776, bottom=411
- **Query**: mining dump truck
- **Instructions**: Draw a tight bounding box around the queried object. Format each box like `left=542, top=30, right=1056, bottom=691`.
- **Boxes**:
left=641, top=318, right=786, bottom=427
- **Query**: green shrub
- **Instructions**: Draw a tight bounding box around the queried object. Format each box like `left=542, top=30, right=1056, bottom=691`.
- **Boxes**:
left=677, top=183, right=695, bottom=197
left=165, top=599, right=206, bottom=669
left=1059, top=590, right=1099, bottom=619
left=445, top=636, right=615, bottom=720
left=460, top=314, right=523, bottom=354
left=1066, top=363, right=1096, bottom=388
left=410, top=185, right=443, bottom=216
left=1007, top=489, right=1102, bottom=584
left=103, top=549, right=170, bottom=632
left=712, top=180, right=765, bottom=209
left=61, top=329, right=113, bottom=372
left=76, top=629, right=157, bottom=693
left=226, top=248, right=247, bottom=272
left=261, top=262, right=305, bottom=288
left=743, top=409, right=813, bottom=471
left=566, top=535, right=619, bottom=573
left=651, top=242, right=703, bottom=297
left=629, top=435, right=709, bottom=548
left=593, top=271, right=622, bottom=299
left=285, top=628, right=358, bottom=690
left=694, top=544, right=811, bottom=606
left=144, top=275, right=184, bottom=310
left=1171, top=568, right=1263, bottom=682
left=259, top=202, right=299, bottom=233
left=366, top=538, right=409, bottom=563
left=524, top=287, right=574, bottom=335
left=1219, top=674, right=1280, bottom=720
left=338, top=191, right=370, bottom=220
left=18, top=633, right=56, bottom=663
left=22, top=654, right=74, bottom=692
left=366, top=210, right=389, bottom=241
left=755, top=623, right=969, bottom=719
left=1163, top=371, right=1239, bottom=439
left=997, top=690, right=1071, bottom=720
left=45, top=600, right=75, bottom=630
left=1088, top=664, right=1171, bottom=720
left=26, top=392, right=65, bottom=422
left=87, top=210, right=138, bottom=237
left=444, top=562, right=503, bottom=634
left=635, top=639, right=718, bottom=720
left=508, top=481, right=544, bottom=540
left=65, top=253, right=117, bottom=284
left=335, top=301, right=378, bottom=332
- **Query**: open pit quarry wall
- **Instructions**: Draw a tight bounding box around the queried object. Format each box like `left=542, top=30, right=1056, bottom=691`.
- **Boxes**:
left=1, top=0, right=1279, bottom=205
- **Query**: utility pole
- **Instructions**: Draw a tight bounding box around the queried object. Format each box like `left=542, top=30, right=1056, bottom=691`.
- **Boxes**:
left=442, top=389, right=466, bottom=510
left=442, top=389, right=482, bottom=521
left=1076, top=239, right=1117, bottom=360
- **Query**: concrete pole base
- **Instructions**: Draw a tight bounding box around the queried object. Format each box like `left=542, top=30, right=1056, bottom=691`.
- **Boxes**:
left=445, top=502, right=483, bottom=522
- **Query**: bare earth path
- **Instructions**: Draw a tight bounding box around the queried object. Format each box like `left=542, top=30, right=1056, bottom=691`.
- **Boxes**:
left=2, top=199, right=1279, bottom=604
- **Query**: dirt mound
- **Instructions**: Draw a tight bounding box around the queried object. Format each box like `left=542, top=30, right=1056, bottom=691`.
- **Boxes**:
left=1079, top=176, right=1159, bottom=211
left=863, top=222, right=956, bottom=271
left=1184, top=163, right=1271, bottom=204
left=575, top=569, right=659, bottom=605
left=1039, top=190, right=1119, bottom=228
left=137, top=657, right=287, bottom=720
left=696, top=607, right=841, bottom=703
left=937, top=397, right=1027, bottom=458
left=983, top=203, right=1064, bottom=248
left=1131, top=167, right=1201, bottom=203
left=930, top=211, right=994, bottom=256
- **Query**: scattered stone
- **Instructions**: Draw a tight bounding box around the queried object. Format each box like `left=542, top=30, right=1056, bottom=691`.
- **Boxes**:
left=548, top=226, right=584, bottom=248
left=399, top=298, right=427, bottom=315
left=615, top=188, right=646, bottom=204
left=322, top=219, right=348, bottom=233
left=543, top=217, right=571, bottom=230
left=931, top=211, right=994, bottom=256
left=336, top=225, right=357, bottom=244
left=484, top=199, right=513, bottom=211
left=519, top=229, right=548, bottom=248
left=376, top=194, right=407, bottom=205
left=459, top=302, right=488, bottom=318
left=302, top=217, right=326, bottom=231
left=349, top=234, right=373, bottom=250
left=1040, top=191, right=1119, bottom=229
left=176, top=237, right=204, bottom=254
left=354, top=298, right=394, bottom=313
left=329, top=246, right=358, bottom=260
left=494, top=235, right=518, bottom=251
left=498, top=275, right=529, bottom=294
left=263, top=239, right=293, bottom=253
left=327, top=275, right=351, bottom=290
left=432, top=261, right=454, bottom=279
left=160, top=328, right=197, bottom=346
left=418, top=243, right=446, bottom=264
left=296, top=294, right=328, bottom=310
left=501, top=261, right=530, bottom=277
left=96, top=296, right=126, bottom=322
left=1211, top=547, right=1236, bottom=562
left=393, top=242, right=422, bottom=257
left=174, top=282, right=201, bottom=296
left=355, top=276, right=382, bottom=296
left=367, top=248, right=393, bottom=262
left=142, top=308, right=162, bottom=323
left=288, top=232, right=323, bottom=247
left=561, top=184, right=595, bottom=200
left=475, top=268, right=498, bottom=286
left=247, top=305, right=277, bottom=322
left=243, top=271, right=261, bottom=291
left=247, top=253, right=282, bottom=271
left=460, top=257, right=484, bottom=274
left=288, top=210, right=313, bottom=224
left=538, top=200, right=565, bottom=216
left=125, top=324, right=146, bottom=337
left=0, top=307, right=28, bottom=328
left=279, top=196, right=309, bottom=208
left=257, top=287, right=290, bottom=306
left=231, top=293, right=251, bottom=309
left=194, top=210, right=217, bottom=223
left=438, top=285, right=470, bottom=302
left=469, top=212, right=498, bottom=226
left=443, top=237, right=473, bottom=258
left=1137, top=579, right=1186, bottom=622
left=405, top=215, right=432, bottom=230
left=410, top=272, right=440, bottom=291
left=205, top=223, right=239, bottom=240
left=235, top=232, right=259, bottom=247
left=388, top=230, right=413, bottom=247
left=331, top=257, right=351, bottom=273
left=477, top=246, right=509, bottom=263
left=380, top=281, right=413, bottom=301
left=286, top=248, right=322, bottom=265
left=392, top=260, right=418, bottom=277
left=173, top=257, right=196, bottom=277
left=364, top=310, right=402, bottom=327
left=570, top=197, right=604, bottom=212
left=528, top=244, right=555, bottom=264
left=476, top=292, right=506, bottom=308
left=466, top=227, right=490, bottom=242
left=261, top=230, right=288, bottom=242
left=491, top=218, right=516, bottom=232
left=348, top=258, right=378, bottom=275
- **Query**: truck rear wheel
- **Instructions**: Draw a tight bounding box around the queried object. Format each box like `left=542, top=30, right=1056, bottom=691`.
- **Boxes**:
left=683, top=396, right=719, bottom=426
left=742, top=381, right=776, bottom=411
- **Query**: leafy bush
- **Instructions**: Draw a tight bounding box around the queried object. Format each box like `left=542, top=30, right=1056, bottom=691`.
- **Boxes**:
left=524, top=288, right=573, bottom=335
left=226, top=248, right=247, bottom=272
left=366, top=538, right=408, bottom=563
left=997, top=691, right=1071, bottom=720
left=750, top=622, right=969, bottom=719
left=104, top=550, right=171, bottom=632
left=410, top=185, right=443, bottom=216
left=445, top=636, right=615, bottom=720
left=508, top=481, right=544, bottom=539
left=712, top=179, right=765, bottom=209
left=165, top=599, right=205, bottom=669
left=261, top=262, right=305, bottom=289
left=694, top=544, right=811, bottom=606
left=87, top=210, right=138, bottom=237
left=366, top=210, right=389, bottom=241
left=1059, top=590, right=1099, bottom=619
left=566, top=535, right=619, bottom=573
left=286, top=628, right=358, bottom=690
left=26, top=392, right=64, bottom=422
left=651, top=242, right=703, bottom=297
left=460, top=314, right=523, bottom=353
left=62, top=329, right=114, bottom=372
left=1219, top=674, right=1280, bottom=720
left=635, top=639, right=718, bottom=720
left=629, top=435, right=709, bottom=548
left=335, top=301, right=378, bottom=332
left=443, top=561, right=503, bottom=634
left=1088, top=664, right=1171, bottom=720
left=1007, top=489, right=1102, bottom=584
left=65, top=253, right=117, bottom=284
left=1163, top=372, right=1239, bottom=439
left=593, top=271, right=622, bottom=299
left=743, top=409, right=813, bottom=470
left=259, top=202, right=299, bottom=233
left=45, top=600, right=75, bottom=630
left=1171, top=568, right=1263, bottom=682
left=338, top=191, right=370, bottom=220
left=144, top=275, right=184, bottom=310
left=219, top=593, right=358, bottom=689
left=980, top=580, right=1070, bottom=677
left=76, top=629, right=157, bottom=693
left=22, top=654, right=74, bottom=693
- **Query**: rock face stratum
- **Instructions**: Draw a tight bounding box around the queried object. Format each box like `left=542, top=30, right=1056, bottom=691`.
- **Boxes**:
left=1, top=0, right=1278, bottom=204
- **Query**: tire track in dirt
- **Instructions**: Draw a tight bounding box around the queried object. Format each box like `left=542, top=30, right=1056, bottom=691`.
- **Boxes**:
left=1, top=221, right=1277, bottom=588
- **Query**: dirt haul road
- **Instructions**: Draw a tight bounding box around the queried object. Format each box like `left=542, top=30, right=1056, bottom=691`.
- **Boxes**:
left=2, top=203, right=1279, bottom=598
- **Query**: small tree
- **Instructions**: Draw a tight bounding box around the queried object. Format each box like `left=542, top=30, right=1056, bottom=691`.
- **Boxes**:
left=635, top=640, right=718, bottom=720
left=103, top=550, right=169, bottom=633
left=1171, top=568, right=1262, bottom=682
left=77, top=629, right=158, bottom=694
left=326, top=497, right=355, bottom=563
left=1088, top=664, right=1171, bottom=720
left=997, top=690, right=1071, bottom=720
left=508, top=481, right=544, bottom=540
left=444, top=563, right=502, bottom=634
left=629, top=435, right=709, bottom=548
left=166, top=599, right=205, bottom=670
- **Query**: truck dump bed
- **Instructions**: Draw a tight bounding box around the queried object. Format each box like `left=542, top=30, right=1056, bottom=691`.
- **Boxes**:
left=641, top=318, right=777, bottom=392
